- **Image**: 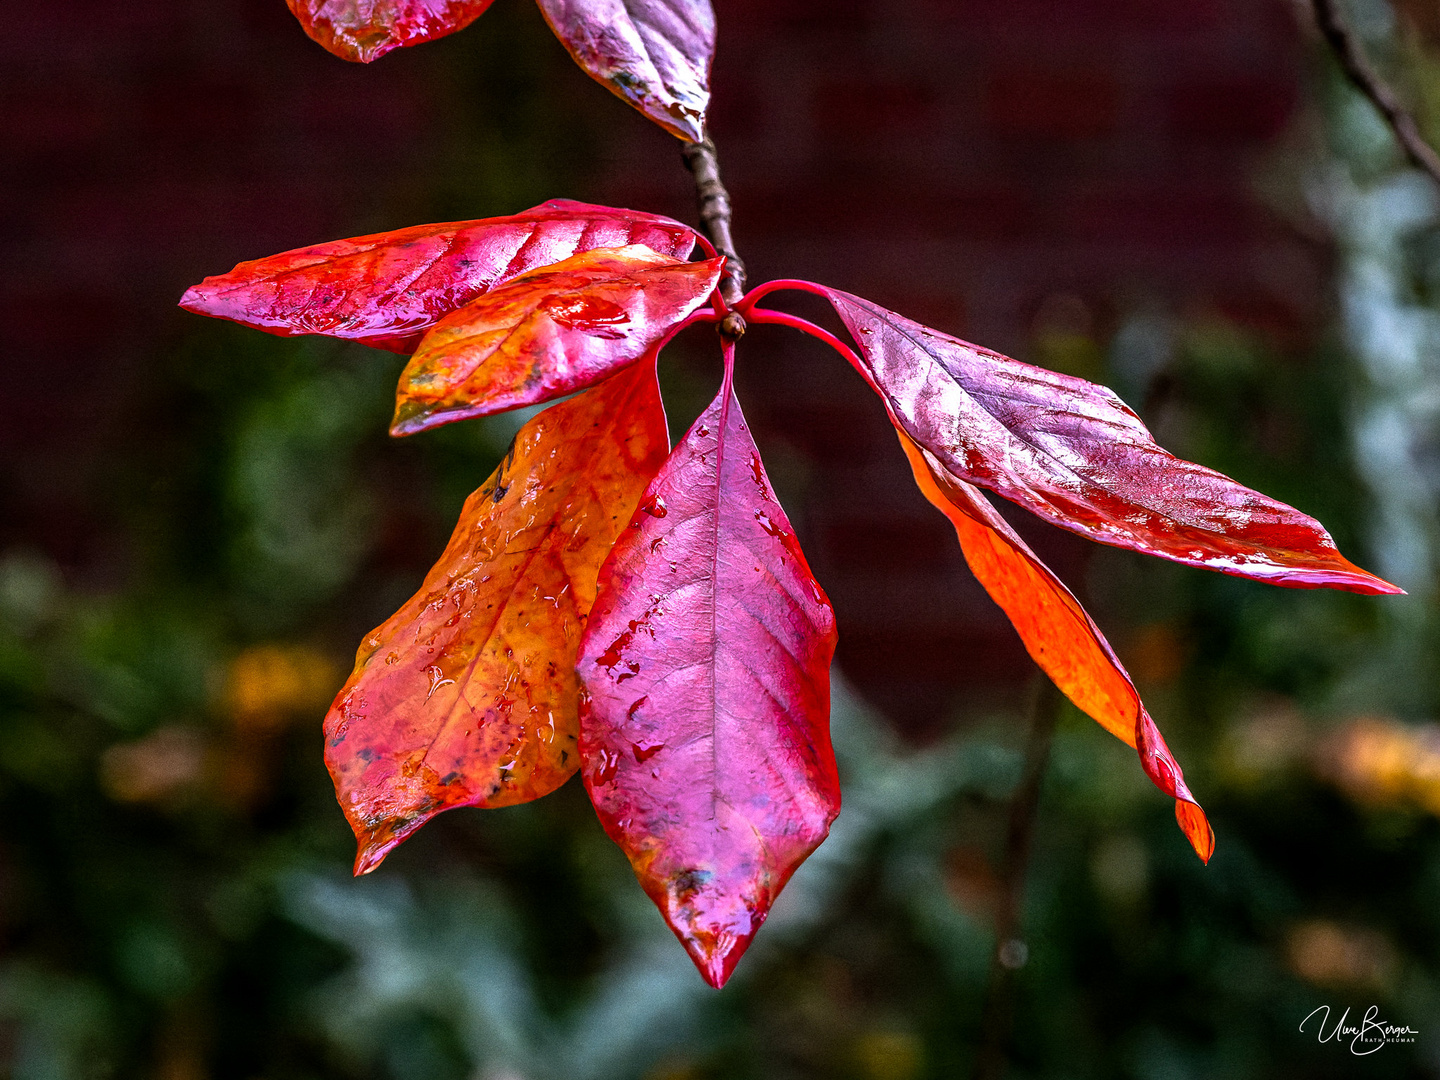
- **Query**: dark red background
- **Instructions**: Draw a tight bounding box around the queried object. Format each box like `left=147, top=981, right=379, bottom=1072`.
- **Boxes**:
left=2, top=0, right=1323, bottom=736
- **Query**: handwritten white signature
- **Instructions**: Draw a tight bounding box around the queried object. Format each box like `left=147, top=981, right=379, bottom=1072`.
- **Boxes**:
left=1300, top=1005, right=1419, bottom=1055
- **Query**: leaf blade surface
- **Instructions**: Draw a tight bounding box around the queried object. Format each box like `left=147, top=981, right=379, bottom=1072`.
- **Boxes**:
left=286, top=0, right=494, bottom=62
left=325, top=360, right=669, bottom=873
left=577, top=381, right=839, bottom=987
left=535, top=0, right=715, bottom=140
left=822, top=289, right=1398, bottom=595
left=900, top=432, right=1213, bottom=861
left=179, top=200, right=697, bottom=353
left=393, top=245, right=722, bottom=433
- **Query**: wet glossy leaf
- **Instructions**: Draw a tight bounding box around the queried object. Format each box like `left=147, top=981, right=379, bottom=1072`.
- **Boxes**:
left=536, top=0, right=714, bottom=141
left=180, top=199, right=698, bottom=353
left=392, top=245, right=723, bottom=434
left=286, top=0, right=494, bottom=62
left=325, top=360, right=669, bottom=874
left=576, top=380, right=839, bottom=987
left=900, top=432, right=1213, bottom=861
left=820, top=288, right=1399, bottom=596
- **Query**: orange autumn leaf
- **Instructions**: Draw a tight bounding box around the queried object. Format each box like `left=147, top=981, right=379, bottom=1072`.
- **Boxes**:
left=392, top=244, right=723, bottom=434
left=325, top=359, right=670, bottom=873
left=899, top=431, right=1214, bottom=862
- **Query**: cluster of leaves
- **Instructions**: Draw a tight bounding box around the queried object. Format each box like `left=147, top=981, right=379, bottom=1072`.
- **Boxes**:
left=179, top=196, right=1398, bottom=987
left=286, top=0, right=714, bottom=140
left=172, top=0, right=1403, bottom=989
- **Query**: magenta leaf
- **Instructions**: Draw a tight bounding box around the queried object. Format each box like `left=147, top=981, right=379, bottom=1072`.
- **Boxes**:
left=816, top=287, right=1399, bottom=595
left=179, top=199, right=698, bottom=353
left=286, top=0, right=495, bottom=62
left=535, top=0, right=715, bottom=141
left=576, top=372, right=839, bottom=987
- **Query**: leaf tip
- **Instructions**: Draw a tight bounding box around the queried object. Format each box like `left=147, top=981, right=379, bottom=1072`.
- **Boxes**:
left=649, top=870, right=768, bottom=989
left=669, top=114, right=706, bottom=144
left=177, top=282, right=213, bottom=315
left=353, top=833, right=396, bottom=876
left=1308, top=553, right=1406, bottom=595
left=677, top=922, right=753, bottom=989
left=389, top=400, right=434, bottom=438
left=1351, top=569, right=1407, bottom=596
left=1175, top=799, right=1215, bottom=864
left=348, top=812, right=415, bottom=876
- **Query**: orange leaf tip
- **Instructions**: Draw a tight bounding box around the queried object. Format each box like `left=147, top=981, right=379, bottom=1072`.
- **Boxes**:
left=1176, top=799, right=1215, bottom=864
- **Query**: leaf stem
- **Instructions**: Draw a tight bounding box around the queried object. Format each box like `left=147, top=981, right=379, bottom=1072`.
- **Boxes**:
left=671, top=308, right=722, bottom=336
left=1309, top=0, right=1440, bottom=187
left=744, top=307, right=865, bottom=371
left=736, top=278, right=833, bottom=311
left=691, top=233, right=719, bottom=260
left=972, top=679, right=1062, bottom=1080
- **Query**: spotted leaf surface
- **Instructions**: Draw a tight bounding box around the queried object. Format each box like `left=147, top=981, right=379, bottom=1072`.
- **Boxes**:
left=393, top=245, right=722, bottom=434
left=576, top=379, right=839, bottom=987
left=536, top=0, right=714, bottom=141
left=900, top=432, right=1213, bottom=861
left=180, top=200, right=698, bottom=353
left=325, top=360, right=669, bottom=874
left=820, top=289, right=1399, bottom=596
left=286, top=0, right=494, bottom=62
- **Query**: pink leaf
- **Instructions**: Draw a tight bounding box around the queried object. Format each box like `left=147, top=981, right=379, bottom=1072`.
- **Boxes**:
left=286, top=0, right=495, bottom=62
left=819, top=288, right=1400, bottom=595
left=179, top=199, right=698, bottom=353
left=535, top=0, right=715, bottom=141
left=576, top=373, right=839, bottom=987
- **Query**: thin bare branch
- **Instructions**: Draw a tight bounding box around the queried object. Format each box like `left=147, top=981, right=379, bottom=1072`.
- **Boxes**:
left=1311, top=0, right=1440, bottom=187
left=681, top=137, right=747, bottom=337
left=972, top=679, right=1062, bottom=1080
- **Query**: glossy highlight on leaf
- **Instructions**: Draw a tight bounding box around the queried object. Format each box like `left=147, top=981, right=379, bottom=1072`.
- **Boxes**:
left=819, top=288, right=1399, bottom=596
left=392, top=245, right=723, bottom=434
left=536, top=0, right=715, bottom=141
left=179, top=199, right=698, bottom=353
left=324, top=360, right=669, bottom=874
left=576, top=376, right=839, bottom=987
left=899, top=432, right=1213, bottom=862
left=286, top=0, right=494, bottom=62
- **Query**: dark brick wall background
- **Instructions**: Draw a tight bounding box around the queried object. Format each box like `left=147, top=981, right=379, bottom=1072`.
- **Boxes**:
left=2, top=0, right=1326, bottom=738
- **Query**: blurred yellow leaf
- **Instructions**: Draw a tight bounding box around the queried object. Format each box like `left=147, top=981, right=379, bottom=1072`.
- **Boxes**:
left=1317, top=716, right=1440, bottom=816
left=852, top=1028, right=923, bottom=1080
left=226, top=644, right=339, bottom=730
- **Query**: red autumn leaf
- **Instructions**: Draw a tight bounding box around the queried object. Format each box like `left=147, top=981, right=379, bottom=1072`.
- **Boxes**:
left=899, top=431, right=1214, bottom=862
left=536, top=0, right=715, bottom=141
left=179, top=199, right=698, bottom=353
left=815, top=288, right=1399, bottom=596
left=286, top=0, right=494, bottom=62
left=392, top=244, right=723, bottom=434
left=325, top=359, right=669, bottom=874
left=576, top=372, right=839, bottom=988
